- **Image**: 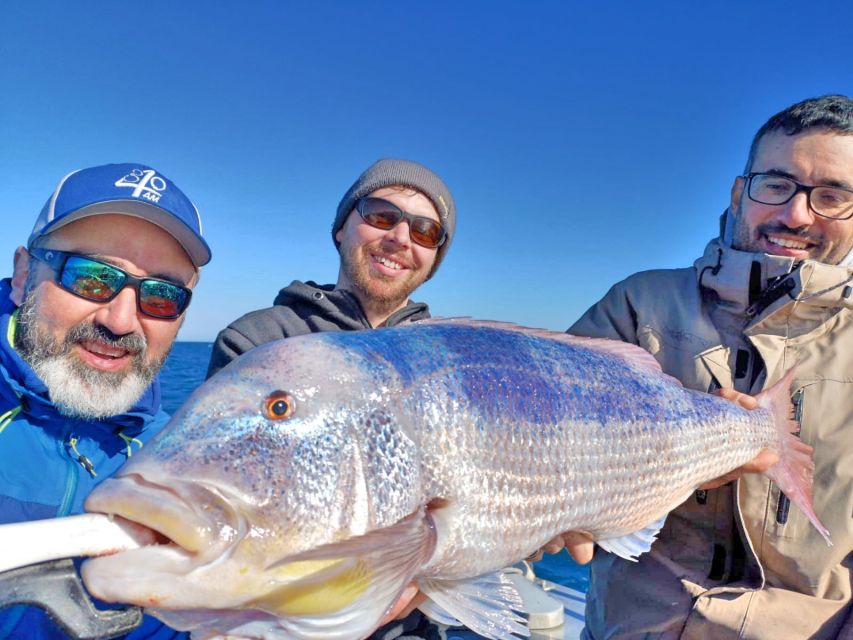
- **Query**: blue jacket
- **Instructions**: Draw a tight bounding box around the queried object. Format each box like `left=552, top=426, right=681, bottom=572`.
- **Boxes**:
left=0, top=279, right=185, bottom=639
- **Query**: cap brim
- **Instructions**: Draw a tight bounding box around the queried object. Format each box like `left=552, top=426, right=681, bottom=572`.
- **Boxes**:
left=33, top=200, right=211, bottom=267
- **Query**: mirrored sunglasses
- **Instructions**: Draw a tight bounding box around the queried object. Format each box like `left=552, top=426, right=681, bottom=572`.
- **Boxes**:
left=356, top=197, right=447, bottom=248
left=28, top=248, right=192, bottom=319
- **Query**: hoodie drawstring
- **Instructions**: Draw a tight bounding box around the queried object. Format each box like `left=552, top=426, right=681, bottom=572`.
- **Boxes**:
left=0, top=405, right=22, bottom=435
left=68, top=437, right=97, bottom=478
left=116, top=430, right=143, bottom=457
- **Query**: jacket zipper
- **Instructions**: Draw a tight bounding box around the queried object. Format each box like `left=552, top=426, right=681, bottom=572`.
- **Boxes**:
left=745, top=274, right=797, bottom=318
left=57, top=427, right=79, bottom=518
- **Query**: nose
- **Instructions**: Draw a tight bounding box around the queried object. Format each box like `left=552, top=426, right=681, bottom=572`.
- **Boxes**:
left=384, top=220, right=412, bottom=247
left=93, top=287, right=142, bottom=336
left=777, top=191, right=816, bottom=229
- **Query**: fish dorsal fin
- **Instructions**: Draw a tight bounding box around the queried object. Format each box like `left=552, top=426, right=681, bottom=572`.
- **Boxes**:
left=418, top=570, right=530, bottom=639
left=412, top=317, right=669, bottom=379
left=596, top=513, right=670, bottom=562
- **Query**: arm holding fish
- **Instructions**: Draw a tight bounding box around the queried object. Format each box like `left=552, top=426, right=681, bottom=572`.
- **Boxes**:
left=531, top=388, right=770, bottom=565
left=563, top=285, right=777, bottom=558
left=699, top=387, right=779, bottom=490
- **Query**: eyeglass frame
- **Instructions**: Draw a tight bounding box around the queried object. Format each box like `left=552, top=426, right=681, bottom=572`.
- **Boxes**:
left=27, top=247, right=193, bottom=319
left=742, top=172, right=853, bottom=221
left=355, top=197, right=448, bottom=248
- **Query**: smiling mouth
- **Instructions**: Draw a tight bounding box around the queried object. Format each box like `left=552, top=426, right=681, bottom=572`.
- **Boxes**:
left=766, top=235, right=811, bottom=251
left=80, top=339, right=132, bottom=359
left=373, top=254, right=405, bottom=271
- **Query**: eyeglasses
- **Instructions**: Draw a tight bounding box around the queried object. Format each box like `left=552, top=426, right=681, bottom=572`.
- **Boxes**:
left=744, top=173, right=853, bottom=220
left=28, top=248, right=192, bottom=319
left=356, top=197, right=447, bottom=248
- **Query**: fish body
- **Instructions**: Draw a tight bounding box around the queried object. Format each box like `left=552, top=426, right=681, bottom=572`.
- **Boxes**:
left=82, top=320, right=827, bottom=639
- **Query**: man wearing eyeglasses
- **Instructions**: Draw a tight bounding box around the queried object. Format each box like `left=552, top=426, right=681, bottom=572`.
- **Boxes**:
left=206, top=158, right=455, bottom=379
left=0, top=163, right=210, bottom=638
left=564, top=95, right=853, bottom=638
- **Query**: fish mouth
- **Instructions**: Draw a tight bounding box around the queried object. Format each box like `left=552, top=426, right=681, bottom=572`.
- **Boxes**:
left=85, top=473, right=249, bottom=565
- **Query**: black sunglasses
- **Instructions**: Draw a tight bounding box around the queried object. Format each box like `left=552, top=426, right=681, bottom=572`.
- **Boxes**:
left=356, top=197, right=447, bottom=248
left=28, top=248, right=192, bottom=320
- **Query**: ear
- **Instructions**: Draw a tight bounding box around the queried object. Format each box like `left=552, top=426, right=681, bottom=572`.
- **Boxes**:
left=10, top=246, right=31, bottom=306
left=334, top=228, right=343, bottom=244
left=730, top=176, right=745, bottom=214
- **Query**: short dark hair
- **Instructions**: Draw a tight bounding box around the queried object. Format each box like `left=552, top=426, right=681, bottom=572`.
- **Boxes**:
left=744, top=94, right=853, bottom=173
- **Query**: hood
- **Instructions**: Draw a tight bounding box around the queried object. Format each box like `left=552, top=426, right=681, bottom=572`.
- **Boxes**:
left=272, top=280, right=429, bottom=328
left=0, top=278, right=161, bottom=433
left=694, top=238, right=853, bottom=324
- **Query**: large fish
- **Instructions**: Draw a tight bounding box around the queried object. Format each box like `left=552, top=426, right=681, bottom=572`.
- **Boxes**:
left=81, top=320, right=830, bottom=639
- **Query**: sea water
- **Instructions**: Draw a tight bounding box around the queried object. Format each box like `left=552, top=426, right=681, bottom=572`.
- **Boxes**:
left=160, top=342, right=589, bottom=602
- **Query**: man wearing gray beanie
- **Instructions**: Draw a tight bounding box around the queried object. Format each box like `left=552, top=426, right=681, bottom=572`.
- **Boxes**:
left=206, top=158, right=456, bottom=379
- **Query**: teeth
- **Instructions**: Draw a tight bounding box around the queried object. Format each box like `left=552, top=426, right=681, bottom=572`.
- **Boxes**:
left=84, top=341, right=126, bottom=359
left=376, top=256, right=402, bottom=270
left=767, top=236, right=809, bottom=250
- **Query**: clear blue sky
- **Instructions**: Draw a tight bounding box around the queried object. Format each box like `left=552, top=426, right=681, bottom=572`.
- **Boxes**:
left=2, top=1, right=851, bottom=341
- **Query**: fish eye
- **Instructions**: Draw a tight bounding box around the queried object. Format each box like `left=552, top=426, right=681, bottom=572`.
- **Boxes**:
left=263, top=391, right=295, bottom=421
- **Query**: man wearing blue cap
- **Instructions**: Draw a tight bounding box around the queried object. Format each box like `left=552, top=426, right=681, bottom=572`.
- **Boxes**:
left=0, top=163, right=210, bottom=638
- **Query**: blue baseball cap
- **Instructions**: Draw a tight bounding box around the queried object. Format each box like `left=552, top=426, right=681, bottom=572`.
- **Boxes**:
left=28, top=163, right=211, bottom=267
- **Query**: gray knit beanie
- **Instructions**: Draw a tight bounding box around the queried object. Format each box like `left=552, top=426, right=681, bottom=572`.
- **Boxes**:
left=332, top=158, right=456, bottom=277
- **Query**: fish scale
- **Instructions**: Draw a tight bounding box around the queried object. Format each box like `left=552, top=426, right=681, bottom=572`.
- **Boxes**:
left=81, top=319, right=828, bottom=640
left=319, top=325, right=766, bottom=576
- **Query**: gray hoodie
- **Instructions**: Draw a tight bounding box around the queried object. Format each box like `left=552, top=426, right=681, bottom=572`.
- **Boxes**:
left=206, top=280, right=430, bottom=378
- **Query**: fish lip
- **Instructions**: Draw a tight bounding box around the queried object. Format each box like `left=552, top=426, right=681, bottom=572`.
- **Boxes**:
left=86, top=473, right=248, bottom=561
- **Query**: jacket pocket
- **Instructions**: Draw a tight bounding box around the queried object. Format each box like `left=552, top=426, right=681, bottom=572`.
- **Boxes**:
left=766, top=380, right=850, bottom=543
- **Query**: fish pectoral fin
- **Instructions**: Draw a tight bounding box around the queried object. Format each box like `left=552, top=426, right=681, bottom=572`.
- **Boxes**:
left=418, top=571, right=529, bottom=639
left=596, top=513, right=668, bottom=561
left=258, top=508, right=436, bottom=637
left=269, top=507, right=436, bottom=569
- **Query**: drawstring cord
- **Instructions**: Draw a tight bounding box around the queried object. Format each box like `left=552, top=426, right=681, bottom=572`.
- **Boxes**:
left=0, top=405, right=22, bottom=435
left=68, top=436, right=97, bottom=477
left=1, top=311, right=24, bottom=436
left=116, top=430, right=143, bottom=457
left=67, top=431, right=144, bottom=478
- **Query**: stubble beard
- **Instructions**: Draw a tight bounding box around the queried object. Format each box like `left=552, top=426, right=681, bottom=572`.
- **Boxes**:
left=340, top=243, right=428, bottom=318
left=15, top=290, right=167, bottom=419
left=731, top=202, right=852, bottom=265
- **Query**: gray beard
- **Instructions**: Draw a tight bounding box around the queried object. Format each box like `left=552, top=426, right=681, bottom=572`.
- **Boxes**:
left=15, top=291, right=166, bottom=419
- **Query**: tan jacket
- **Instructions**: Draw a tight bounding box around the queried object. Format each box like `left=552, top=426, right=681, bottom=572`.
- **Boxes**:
left=570, top=238, right=853, bottom=639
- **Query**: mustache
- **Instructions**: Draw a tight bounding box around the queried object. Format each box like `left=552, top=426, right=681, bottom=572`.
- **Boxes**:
left=65, top=323, right=147, bottom=355
left=757, top=223, right=821, bottom=244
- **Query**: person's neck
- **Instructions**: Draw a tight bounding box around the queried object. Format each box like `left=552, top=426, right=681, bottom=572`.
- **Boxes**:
left=361, top=298, right=408, bottom=328
left=335, top=283, right=407, bottom=328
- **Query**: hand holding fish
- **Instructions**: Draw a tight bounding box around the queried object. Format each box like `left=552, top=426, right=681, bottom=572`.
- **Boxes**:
left=377, top=583, right=423, bottom=626
left=531, top=388, right=772, bottom=565
left=699, top=387, right=781, bottom=490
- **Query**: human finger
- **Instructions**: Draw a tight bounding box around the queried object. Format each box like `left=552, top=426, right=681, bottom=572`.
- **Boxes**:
left=714, top=387, right=758, bottom=411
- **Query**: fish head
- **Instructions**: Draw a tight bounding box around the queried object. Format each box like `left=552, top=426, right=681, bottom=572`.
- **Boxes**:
left=82, top=333, right=426, bottom=635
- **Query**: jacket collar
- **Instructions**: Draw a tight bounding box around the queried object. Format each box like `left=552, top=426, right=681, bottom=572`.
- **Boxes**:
left=694, top=238, right=853, bottom=327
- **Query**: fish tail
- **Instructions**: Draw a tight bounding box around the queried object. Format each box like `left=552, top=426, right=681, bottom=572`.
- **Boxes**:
left=755, top=367, right=832, bottom=545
